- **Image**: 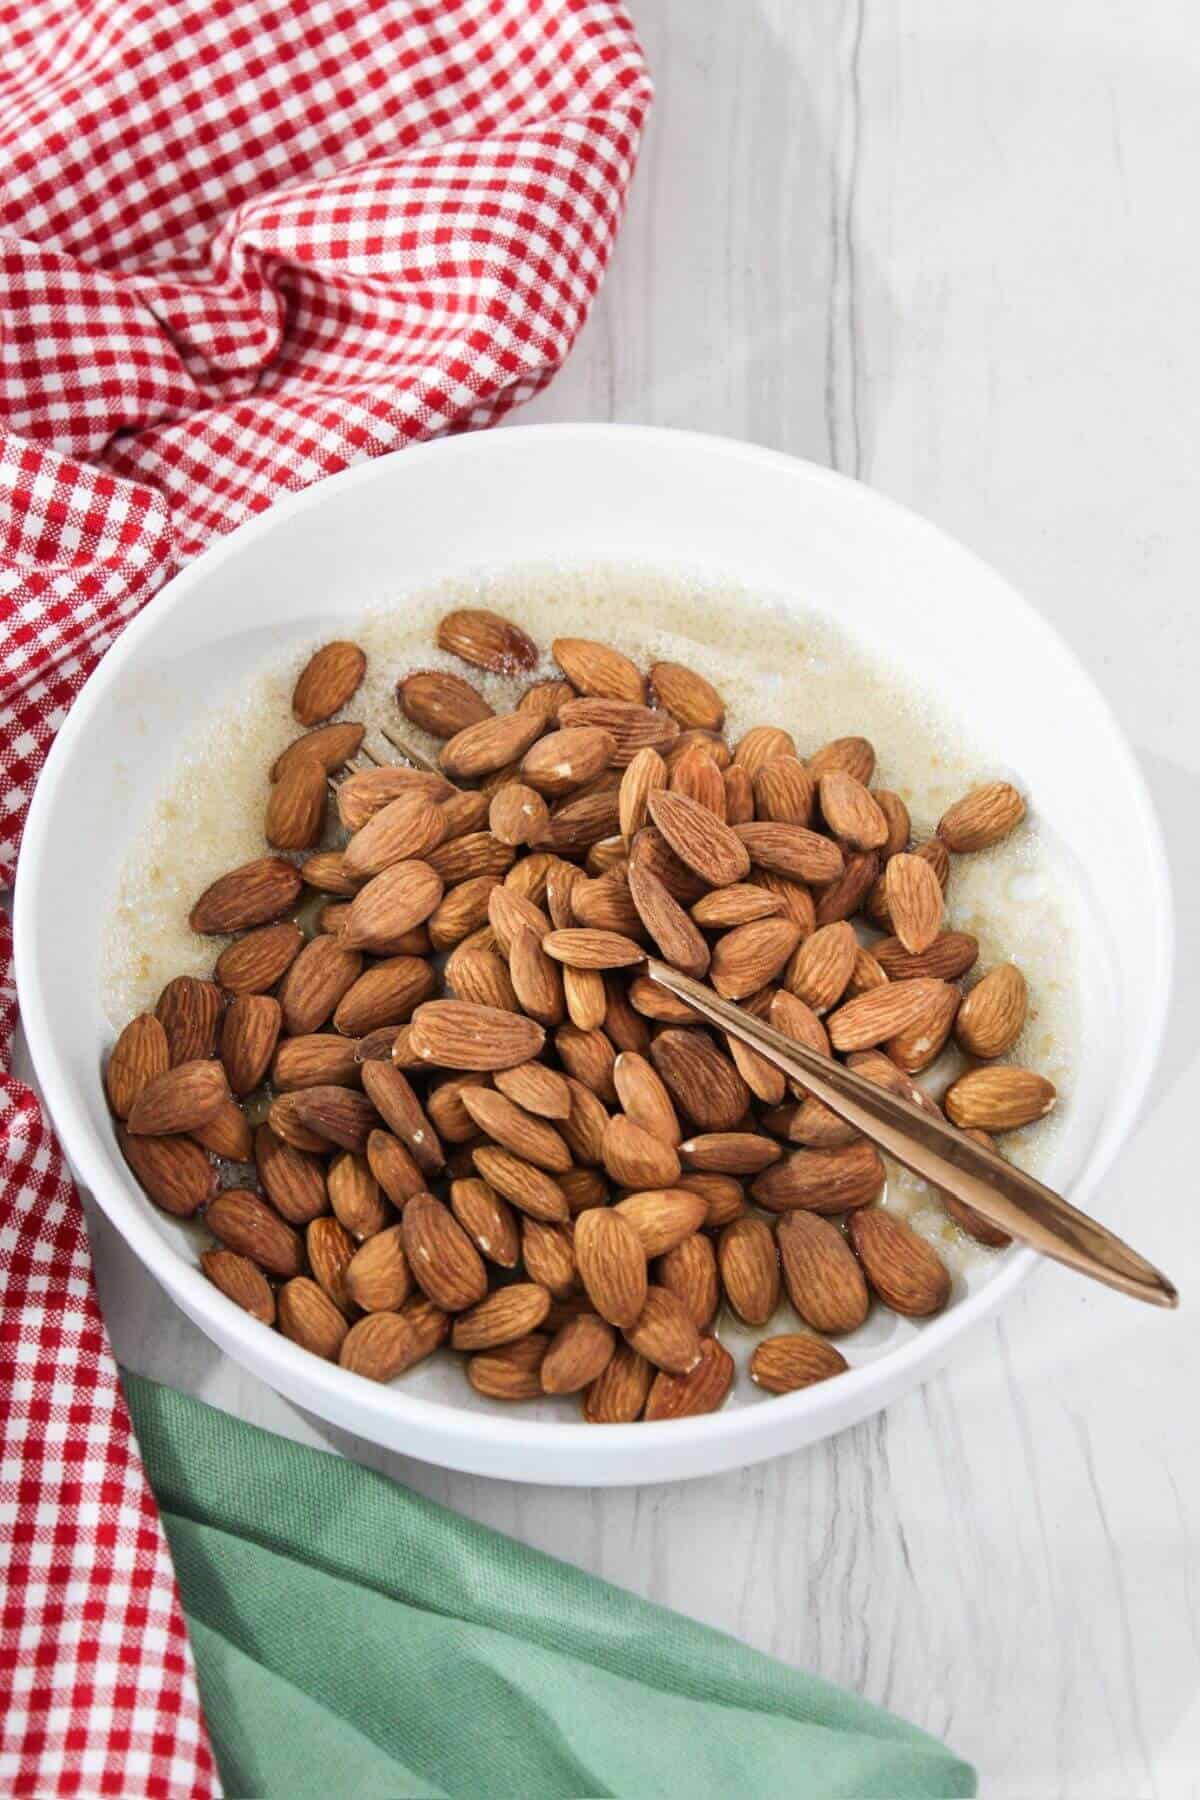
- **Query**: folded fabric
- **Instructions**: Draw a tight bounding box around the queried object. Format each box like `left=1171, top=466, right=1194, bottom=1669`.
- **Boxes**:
left=126, top=1374, right=976, bottom=1800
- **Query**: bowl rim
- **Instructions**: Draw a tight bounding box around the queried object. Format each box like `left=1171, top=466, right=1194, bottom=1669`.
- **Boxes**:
left=13, top=422, right=1175, bottom=1470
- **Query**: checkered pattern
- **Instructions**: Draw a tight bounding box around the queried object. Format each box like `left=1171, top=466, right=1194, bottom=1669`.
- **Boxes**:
left=0, top=3, right=649, bottom=1792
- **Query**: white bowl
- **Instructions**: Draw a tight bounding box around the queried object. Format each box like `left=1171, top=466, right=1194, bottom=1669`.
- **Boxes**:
left=14, top=425, right=1171, bottom=1486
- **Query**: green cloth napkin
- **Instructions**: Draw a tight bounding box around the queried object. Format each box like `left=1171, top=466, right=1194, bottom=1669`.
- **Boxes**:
left=124, top=1374, right=975, bottom=1800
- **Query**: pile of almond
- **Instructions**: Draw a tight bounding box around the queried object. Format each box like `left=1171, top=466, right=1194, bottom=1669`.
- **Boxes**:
left=106, top=608, right=1054, bottom=1419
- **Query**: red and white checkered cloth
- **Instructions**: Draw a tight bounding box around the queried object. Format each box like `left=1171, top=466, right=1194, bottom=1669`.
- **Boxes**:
left=0, top=4, right=650, bottom=1792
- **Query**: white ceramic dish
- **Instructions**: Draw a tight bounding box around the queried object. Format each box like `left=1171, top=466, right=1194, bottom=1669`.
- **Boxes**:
left=14, top=425, right=1172, bottom=1486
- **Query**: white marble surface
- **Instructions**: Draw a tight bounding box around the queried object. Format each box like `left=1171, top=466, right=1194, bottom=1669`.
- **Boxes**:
left=40, top=3, right=1200, bottom=1794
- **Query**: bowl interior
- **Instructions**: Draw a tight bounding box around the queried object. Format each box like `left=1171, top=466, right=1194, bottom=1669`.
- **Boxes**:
left=14, top=426, right=1170, bottom=1483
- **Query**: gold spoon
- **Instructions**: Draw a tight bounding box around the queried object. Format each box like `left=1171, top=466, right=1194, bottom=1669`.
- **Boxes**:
left=645, top=958, right=1178, bottom=1309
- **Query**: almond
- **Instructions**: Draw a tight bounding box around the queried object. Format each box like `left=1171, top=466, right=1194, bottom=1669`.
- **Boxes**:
left=656, top=1232, right=720, bottom=1329
left=265, top=756, right=326, bottom=851
left=544, top=789, right=623, bottom=857
left=732, top=725, right=796, bottom=777
left=777, top=1212, right=869, bottom=1334
left=425, top=1071, right=492, bottom=1143
left=156, top=975, right=223, bottom=1063
left=750, top=1333, right=848, bottom=1393
left=675, top=1170, right=744, bottom=1228
left=817, top=769, right=887, bottom=850
left=520, top=1219, right=577, bottom=1296
left=398, top=669, right=493, bottom=737
left=626, top=974, right=703, bottom=1025
left=555, top=1024, right=617, bottom=1101
left=709, top=917, right=803, bottom=1000
left=617, top=746, right=668, bottom=843
left=691, top=884, right=784, bottom=929
left=460, top=1087, right=572, bottom=1174
left=360, top=1062, right=443, bottom=1175
left=769, top=988, right=832, bottom=1059
left=365, top=1130, right=425, bottom=1212
left=343, top=791, right=447, bottom=881
left=494, top=1060, right=571, bottom=1120
left=542, top=928, right=645, bottom=971
left=265, top=1092, right=328, bottom=1153
left=219, top=995, right=281, bottom=1097
left=487, top=885, right=551, bottom=953
left=471, top=1145, right=568, bottom=1222
left=601, top=1116, right=680, bottom=1188
left=215, top=921, right=305, bottom=995
left=552, top=636, right=644, bottom=703
left=725, top=1032, right=788, bottom=1107
left=337, top=766, right=452, bottom=833
left=812, top=851, right=879, bottom=928
left=623, top=1286, right=702, bottom=1374
left=190, top=1096, right=253, bottom=1161
left=734, top=822, right=843, bottom=886
left=272, top=1033, right=362, bottom=1092
left=318, top=902, right=352, bottom=936
left=669, top=744, right=726, bottom=818
left=401, top=1193, right=487, bottom=1311
left=340, top=1224, right=411, bottom=1312
left=410, top=998, right=546, bottom=1072
left=646, top=789, right=750, bottom=888
left=339, top=1298, right=449, bottom=1381
left=440, top=711, right=544, bottom=783
left=521, top=726, right=615, bottom=796
left=277, top=1276, right=349, bottom=1360
left=306, top=1215, right=357, bottom=1312
left=293, top=640, right=365, bottom=724
left=127, top=1059, right=227, bottom=1136
left=543, top=858, right=582, bottom=926
left=300, top=850, right=360, bottom=896
left=540, top=1312, right=616, bottom=1394
left=574, top=1207, right=647, bottom=1327
left=334, top=956, right=437, bottom=1036
left=582, top=1341, right=654, bottom=1422
left=277, top=936, right=361, bottom=1035
left=105, top=1014, right=170, bottom=1118
left=467, top=1332, right=550, bottom=1399
left=518, top=677, right=575, bottom=718
left=628, top=826, right=707, bottom=903
left=503, top=925, right=563, bottom=1027
left=751, top=868, right=816, bottom=932
left=437, top=607, right=538, bottom=673
left=827, top=977, right=954, bottom=1053
left=341, top=861, right=443, bottom=953
left=847, top=1208, right=951, bottom=1315
left=190, top=857, right=304, bottom=936
left=649, top=1029, right=750, bottom=1131
left=602, top=974, right=652, bottom=1055
left=678, top=1132, right=781, bottom=1175
left=944, top=1065, right=1056, bottom=1130
left=288, top=1085, right=378, bottom=1153
left=201, top=1249, right=275, bottom=1324
left=784, top=919, right=857, bottom=1014
left=207, top=1189, right=303, bottom=1277
left=445, top=945, right=520, bottom=1013
left=450, top=1176, right=521, bottom=1267
left=558, top=1167, right=608, bottom=1215
left=557, top=696, right=678, bottom=766
left=623, top=858, right=708, bottom=978
left=485, top=782, right=548, bottom=848
left=768, top=1095, right=860, bottom=1149
left=808, top=735, right=875, bottom=784
left=438, top=788, right=492, bottom=841
left=450, top=1283, right=550, bottom=1352
left=558, top=1075, right=612, bottom=1164
left=886, top=981, right=959, bottom=1074
left=428, top=874, right=502, bottom=953
left=885, top=853, right=944, bottom=954
left=752, top=757, right=814, bottom=827
left=752, top=1141, right=886, bottom=1214
left=938, top=780, right=1026, bottom=852
left=846, top=946, right=889, bottom=997
left=723, top=764, right=755, bottom=823
left=615, top=1187, right=706, bottom=1256
left=648, top=660, right=724, bottom=730
left=119, top=1127, right=214, bottom=1216
left=328, top=1151, right=392, bottom=1238
left=873, top=931, right=979, bottom=982
left=613, top=1051, right=680, bottom=1146
left=644, top=1335, right=734, bottom=1420
left=273, top=721, right=365, bottom=784
left=716, top=1216, right=779, bottom=1325
left=955, top=964, right=1027, bottom=1059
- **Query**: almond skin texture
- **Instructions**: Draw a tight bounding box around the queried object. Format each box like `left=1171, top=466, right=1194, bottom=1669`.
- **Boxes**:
left=306, top=1216, right=358, bottom=1313
left=494, top=1060, right=571, bottom=1120
left=278, top=935, right=363, bottom=1036
left=553, top=636, right=645, bottom=703
left=334, top=957, right=437, bottom=1036
left=215, top=922, right=305, bottom=995
left=601, top=1116, right=680, bottom=1189
left=574, top=1207, right=648, bottom=1328
left=272, top=1034, right=362, bottom=1092
left=615, top=1187, right=707, bottom=1256
left=467, top=1333, right=550, bottom=1400
left=873, top=932, right=979, bottom=983
left=340, top=1299, right=450, bottom=1382
left=649, top=1029, right=751, bottom=1132
left=402, top=1193, right=488, bottom=1311
left=409, top=999, right=546, bottom=1071
left=627, top=858, right=710, bottom=978
left=542, top=928, right=645, bottom=970
left=885, top=853, right=945, bottom=954
left=691, top=884, right=786, bottom=928
left=751, top=1142, right=886, bottom=1215
left=784, top=920, right=857, bottom=1014
left=341, top=861, right=443, bottom=953
left=272, top=720, right=365, bottom=783
left=127, top=1059, right=227, bottom=1136
left=847, top=1208, right=951, bottom=1316
left=669, top=744, right=726, bottom=818
left=398, top=669, right=493, bottom=737
left=750, top=1334, right=848, bottom=1394
left=613, top=1051, right=681, bottom=1146
left=288, top=1086, right=379, bottom=1154
left=328, top=1151, right=392, bottom=1239
left=556, top=1025, right=617, bottom=1103
left=769, top=989, right=832, bottom=1059
left=450, top=1177, right=521, bottom=1267
left=188, top=1094, right=251, bottom=1162
left=471, top=1146, right=569, bottom=1223
left=718, top=1217, right=780, bottom=1326
left=807, top=735, right=875, bottom=784
left=207, top=1190, right=303, bottom=1278
left=487, top=886, right=551, bottom=953
left=644, top=1336, right=734, bottom=1420
left=678, top=1132, right=782, bottom=1175
left=732, top=725, right=796, bottom=777
left=293, top=639, right=366, bottom=725
left=451, top=1283, right=551, bottom=1352
left=827, top=977, right=954, bottom=1054
left=734, top=822, right=843, bottom=886
left=366, top=1130, right=426, bottom=1211
left=540, top=1313, right=616, bottom=1395
left=944, top=1065, right=1057, bottom=1131
left=813, top=850, right=879, bottom=928
left=623, top=1286, right=703, bottom=1374
left=886, top=981, right=960, bottom=1074
left=648, top=660, right=725, bottom=731
left=459, top=1087, right=572, bottom=1174
left=710, top=917, right=803, bottom=1000
left=657, top=1232, right=720, bottom=1329
left=647, top=789, right=750, bottom=888
left=277, top=1277, right=349, bottom=1361
left=437, top=607, right=538, bottom=674
left=489, top=783, right=551, bottom=848
left=676, top=1172, right=746, bottom=1229
left=343, top=792, right=447, bottom=882
left=818, top=769, right=888, bottom=850
left=220, top=995, right=281, bottom=1097
left=119, top=1127, right=215, bottom=1217
left=753, top=757, right=815, bottom=827
left=938, top=781, right=1026, bottom=852
left=344, top=1225, right=413, bottom=1312
left=191, top=856, right=305, bottom=936
left=201, top=1249, right=275, bottom=1324
left=619, top=747, right=669, bottom=842
left=521, top=726, right=615, bottom=797
left=519, top=678, right=576, bottom=719
left=337, top=766, right=453, bottom=833
left=156, top=975, right=223, bottom=1063
left=265, top=756, right=326, bottom=851
left=361, top=1061, right=443, bottom=1176
left=582, top=1342, right=655, bottom=1423
left=955, top=964, right=1028, bottom=1060
left=439, top=710, right=544, bottom=783
left=777, top=1212, right=870, bottom=1334
left=723, top=765, right=755, bottom=824
left=106, top=1014, right=170, bottom=1118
